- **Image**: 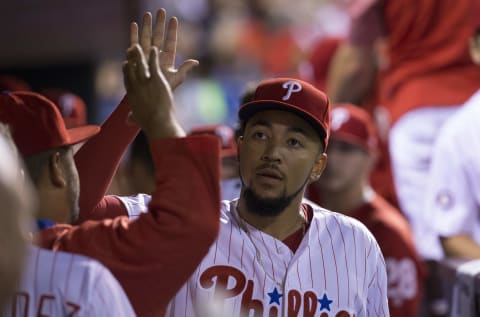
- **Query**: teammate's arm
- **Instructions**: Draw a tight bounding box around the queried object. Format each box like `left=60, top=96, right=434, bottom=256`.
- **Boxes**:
left=39, top=45, right=220, bottom=316
left=440, top=235, right=480, bottom=259
left=327, top=1, right=383, bottom=104
left=75, top=9, right=198, bottom=221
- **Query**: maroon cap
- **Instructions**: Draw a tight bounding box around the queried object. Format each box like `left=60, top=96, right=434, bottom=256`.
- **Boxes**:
left=189, top=124, right=237, bottom=158
left=238, top=78, right=330, bottom=148
left=0, top=91, right=100, bottom=156
left=0, top=75, right=31, bottom=92
left=330, top=103, right=378, bottom=152
left=40, top=88, right=87, bottom=128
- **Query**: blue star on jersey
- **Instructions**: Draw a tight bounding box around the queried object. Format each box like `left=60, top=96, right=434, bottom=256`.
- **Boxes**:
left=267, top=287, right=283, bottom=305
left=318, top=293, right=333, bottom=311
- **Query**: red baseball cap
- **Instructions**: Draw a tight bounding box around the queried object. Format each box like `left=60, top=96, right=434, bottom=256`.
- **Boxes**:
left=0, top=91, right=100, bottom=156
left=40, top=88, right=87, bottom=128
left=0, top=75, right=31, bottom=92
left=189, top=124, right=237, bottom=158
left=330, top=103, right=378, bottom=153
left=238, top=78, right=330, bottom=148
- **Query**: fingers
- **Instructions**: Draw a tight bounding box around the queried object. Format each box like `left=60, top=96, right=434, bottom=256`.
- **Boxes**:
left=152, top=9, right=166, bottom=50
left=160, top=16, right=178, bottom=68
left=177, top=59, right=199, bottom=78
left=140, top=12, right=153, bottom=54
left=148, top=47, right=161, bottom=80
left=130, top=22, right=139, bottom=48
left=127, top=44, right=150, bottom=80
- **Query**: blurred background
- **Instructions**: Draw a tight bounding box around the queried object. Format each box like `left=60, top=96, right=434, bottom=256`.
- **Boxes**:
left=0, top=0, right=349, bottom=129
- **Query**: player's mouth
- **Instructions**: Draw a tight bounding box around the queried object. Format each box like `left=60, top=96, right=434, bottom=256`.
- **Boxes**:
left=256, top=168, right=284, bottom=183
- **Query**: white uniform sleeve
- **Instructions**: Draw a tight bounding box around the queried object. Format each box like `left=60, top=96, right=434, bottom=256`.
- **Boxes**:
left=115, top=194, right=152, bottom=220
left=424, top=119, right=476, bottom=238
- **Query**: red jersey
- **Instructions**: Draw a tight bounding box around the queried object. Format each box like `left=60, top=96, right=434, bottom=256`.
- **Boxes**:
left=349, top=194, right=424, bottom=317
left=306, top=188, right=423, bottom=317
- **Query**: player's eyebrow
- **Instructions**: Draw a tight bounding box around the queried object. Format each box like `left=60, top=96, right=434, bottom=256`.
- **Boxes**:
left=288, top=126, right=308, bottom=136
left=249, top=119, right=271, bottom=128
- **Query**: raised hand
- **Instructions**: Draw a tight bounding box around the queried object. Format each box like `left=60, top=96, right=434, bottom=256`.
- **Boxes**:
left=123, top=45, right=185, bottom=139
left=130, top=9, right=198, bottom=90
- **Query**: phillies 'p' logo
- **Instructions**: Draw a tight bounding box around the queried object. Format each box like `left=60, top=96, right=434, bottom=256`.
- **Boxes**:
left=282, top=81, right=302, bottom=101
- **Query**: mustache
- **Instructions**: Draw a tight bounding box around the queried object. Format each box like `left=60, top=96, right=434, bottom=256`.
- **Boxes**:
left=256, top=163, right=285, bottom=178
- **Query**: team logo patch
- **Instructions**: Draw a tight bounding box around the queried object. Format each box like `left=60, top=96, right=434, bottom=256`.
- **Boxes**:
left=282, top=81, right=302, bottom=100
left=435, top=190, right=454, bottom=210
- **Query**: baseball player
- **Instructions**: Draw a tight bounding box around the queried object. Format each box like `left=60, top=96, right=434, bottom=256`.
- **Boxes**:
left=423, top=12, right=480, bottom=259
left=0, top=11, right=221, bottom=317
left=164, top=78, right=389, bottom=316
left=0, top=124, right=135, bottom=316
left=3, top=246, right=136, bottom=317
left=327, top=0, right=480, bottom=260
left=0, top=126, right=33, bottom=311
left=307, top=104, right=423, bottom=317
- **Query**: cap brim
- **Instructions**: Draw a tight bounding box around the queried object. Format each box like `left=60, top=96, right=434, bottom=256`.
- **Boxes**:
left=330, top=132, right=375, bottom=153
left=239, top=100, right=327, bottom=141
left=66, top=125, right=100, bottom=146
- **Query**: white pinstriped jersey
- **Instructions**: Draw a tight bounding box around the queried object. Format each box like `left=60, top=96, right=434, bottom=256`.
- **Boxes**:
left=117, top=195, right=388, bottom=316
left=3, top=246, right=136, bottom=317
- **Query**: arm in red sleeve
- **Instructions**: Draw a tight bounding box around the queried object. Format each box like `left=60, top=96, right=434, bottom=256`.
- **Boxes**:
left=327, top=0, right=384, bottom=103
left=38, top=136, right=221, bottom=317
left=75, top=97, right=140, bottom=221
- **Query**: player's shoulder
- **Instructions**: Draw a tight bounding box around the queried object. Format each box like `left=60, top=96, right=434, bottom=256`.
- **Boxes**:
left=31, top=245, right=108, bottom=273
left=307, top=201, right=377, bottom=243
left=440, top=90, right=480, bottom=137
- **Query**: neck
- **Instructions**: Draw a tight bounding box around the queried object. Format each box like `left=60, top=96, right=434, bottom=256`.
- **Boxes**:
left=36, top=185, right=69, bottom=224
left=237, top=193, right=306, bottom=240
left=319, top=183, right=372, bottom=214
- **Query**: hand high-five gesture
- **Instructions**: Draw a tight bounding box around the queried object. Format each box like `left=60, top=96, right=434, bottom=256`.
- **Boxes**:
left=123, top=44, right=185, bottom=139
left=130, top=9, right=199, bottom=90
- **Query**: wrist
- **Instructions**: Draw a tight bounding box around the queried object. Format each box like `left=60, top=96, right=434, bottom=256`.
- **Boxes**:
left=142, top=113, right=185, bottom=139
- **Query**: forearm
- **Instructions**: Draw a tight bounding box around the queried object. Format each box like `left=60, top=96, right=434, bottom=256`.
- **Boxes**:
left=75, top=97, right=140, bottom=220
left=441, top=235, right=480, bottom=259
left=327, top=44, right=377, bottom=104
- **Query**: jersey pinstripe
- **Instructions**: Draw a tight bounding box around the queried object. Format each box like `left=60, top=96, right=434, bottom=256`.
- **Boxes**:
left=3, top=246, right=135, bottom=317
left=166, top=200, right=388, bottom=317
left=117, top=196, right=388, bottom=316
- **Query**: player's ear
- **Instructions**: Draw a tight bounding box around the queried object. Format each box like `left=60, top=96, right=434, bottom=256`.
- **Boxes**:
left=236, top=136, right=243, bottom=161
left=48, top=151, right=67, bottom=188
left=309, top=152, right=327, bottom=183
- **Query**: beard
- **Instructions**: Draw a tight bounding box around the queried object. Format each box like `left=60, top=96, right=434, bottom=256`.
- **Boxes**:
left=242, top=180, right=306, bottom=217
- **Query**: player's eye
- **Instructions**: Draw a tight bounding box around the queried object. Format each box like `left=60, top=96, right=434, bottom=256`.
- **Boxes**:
left=287, top=138, right=303, bottom=148
left=252, top=131, right=267, bottom=140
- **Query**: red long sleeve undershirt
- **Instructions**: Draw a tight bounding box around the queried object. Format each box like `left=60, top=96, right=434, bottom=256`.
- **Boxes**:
left=74, top=97, right=139, bottom=221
